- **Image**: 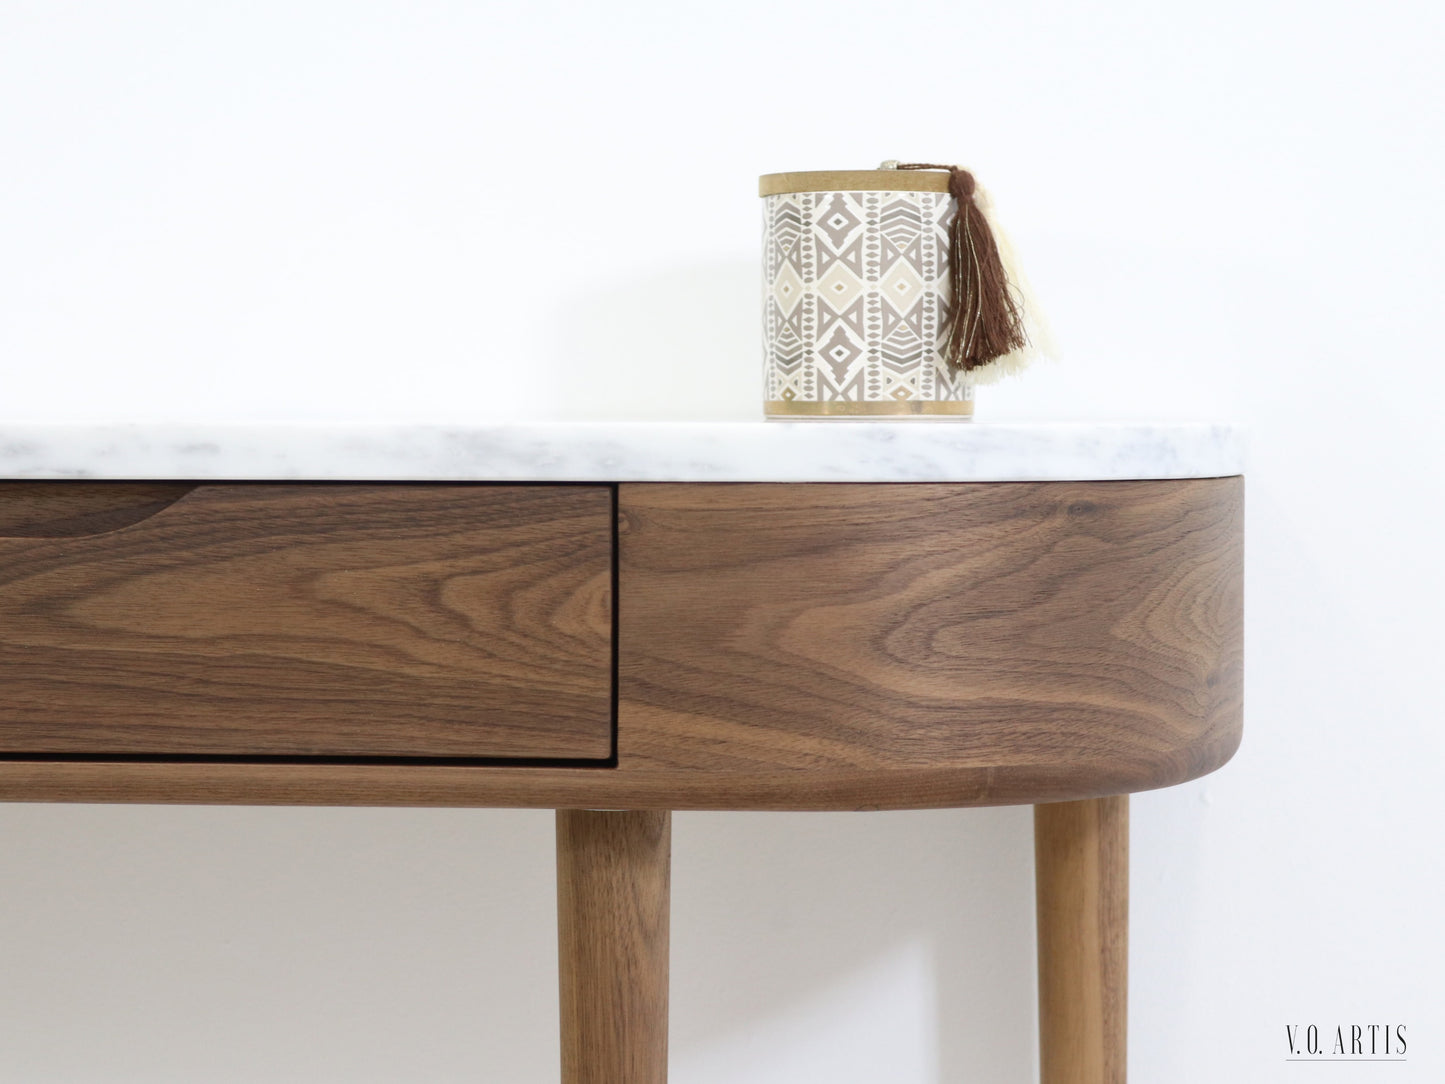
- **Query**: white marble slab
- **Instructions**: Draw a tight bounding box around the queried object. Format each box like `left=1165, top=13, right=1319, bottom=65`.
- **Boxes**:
left=0, top=422, right=1244, bottom=482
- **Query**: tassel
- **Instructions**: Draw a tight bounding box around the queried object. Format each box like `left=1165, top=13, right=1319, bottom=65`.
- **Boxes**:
left=894, top=163, right=1031, bottom=377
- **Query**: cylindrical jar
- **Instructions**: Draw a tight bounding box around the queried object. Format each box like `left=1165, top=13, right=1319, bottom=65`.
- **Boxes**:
left=760, top=170, right=974, bottom=419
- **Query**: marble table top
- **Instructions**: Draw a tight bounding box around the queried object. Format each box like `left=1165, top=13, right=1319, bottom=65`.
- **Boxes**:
left=0, top=422, right=1244, bottom=483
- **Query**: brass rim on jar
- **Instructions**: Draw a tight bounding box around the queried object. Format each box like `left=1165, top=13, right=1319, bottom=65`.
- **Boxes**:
left=758, top=170, right=952, bottom=197
left=764, top=400, right=974, bottom=417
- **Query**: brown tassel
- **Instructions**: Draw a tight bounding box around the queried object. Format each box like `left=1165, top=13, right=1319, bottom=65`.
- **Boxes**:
left=896, top=163, right=1028, bottom=375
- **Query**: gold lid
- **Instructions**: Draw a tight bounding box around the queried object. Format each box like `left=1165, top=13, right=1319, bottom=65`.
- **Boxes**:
left=758, top=169, right=951, bottom=197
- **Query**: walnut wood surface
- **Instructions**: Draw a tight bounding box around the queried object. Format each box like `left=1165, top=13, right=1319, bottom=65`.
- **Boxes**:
left=615, top=479, right=1243, bottom=801
left=557, top=810, right=671, bottom=1084
left=0, top=482, right=196, bottom=537
left=0, top=478, right=1243, bottom=809
left=0, top=484, right=613, bottom=759
left=1035, top=796, right=1129, bottom=1084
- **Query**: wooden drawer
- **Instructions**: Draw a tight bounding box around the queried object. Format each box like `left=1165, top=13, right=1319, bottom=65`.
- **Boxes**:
left=0, top=483, right=614, bottom=760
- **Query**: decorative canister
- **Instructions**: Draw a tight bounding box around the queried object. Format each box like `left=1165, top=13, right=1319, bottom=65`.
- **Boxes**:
left=759, top=164, right=1045, bottom=419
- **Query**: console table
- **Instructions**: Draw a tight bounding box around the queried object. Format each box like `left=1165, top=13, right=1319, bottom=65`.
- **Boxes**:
left=0, top=421, right=1244, bottom=1084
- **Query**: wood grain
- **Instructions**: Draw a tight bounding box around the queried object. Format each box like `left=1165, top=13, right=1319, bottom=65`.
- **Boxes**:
left=616, top=479, right=1243, bottom=799
left=0, top=478, right=1243, bottom=809
left=558, top=810, right=670, bottom=1084
left=1035, top=796, right=1129, bottom=1084
left=0, top=483, right=196, bottom=537
left=0, top=484, right=613, bottom=759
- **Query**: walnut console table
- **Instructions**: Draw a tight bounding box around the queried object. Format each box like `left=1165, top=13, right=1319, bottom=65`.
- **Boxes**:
left=0, top=421, right=1244, bottom=1084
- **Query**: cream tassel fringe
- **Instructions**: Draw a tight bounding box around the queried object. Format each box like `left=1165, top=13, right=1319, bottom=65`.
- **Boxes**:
left=957, top=180, right=1058, bottom=386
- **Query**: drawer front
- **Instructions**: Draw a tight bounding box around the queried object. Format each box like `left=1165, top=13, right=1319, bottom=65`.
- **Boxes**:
left=0, top=484, right=614, bottom=759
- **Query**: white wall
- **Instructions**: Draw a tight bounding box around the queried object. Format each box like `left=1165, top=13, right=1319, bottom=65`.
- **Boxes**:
left=2, top=2, right=1442, bottom=1080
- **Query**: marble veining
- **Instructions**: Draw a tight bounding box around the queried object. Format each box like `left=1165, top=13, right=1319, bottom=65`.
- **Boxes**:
left=0, top=422, right=1244, bottom=482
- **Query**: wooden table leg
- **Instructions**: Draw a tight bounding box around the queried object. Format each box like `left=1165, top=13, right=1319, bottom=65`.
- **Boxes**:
left=557, top=809, right=671, bottom=1084
left=1035, top=795, right=1129, bottom=1084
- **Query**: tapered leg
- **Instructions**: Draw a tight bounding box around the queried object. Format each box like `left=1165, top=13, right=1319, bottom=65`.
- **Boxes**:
left=557, top=810, right=671, bottom=1084
left=1035, top=796, right=1129, bottom=1084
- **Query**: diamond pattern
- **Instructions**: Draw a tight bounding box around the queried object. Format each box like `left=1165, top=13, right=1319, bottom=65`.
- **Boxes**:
left=816, top=261, right=864, bottom=309
left=880, top=259, right=924, bottom=314
left=816, top=194, right=862, bottom=249
left=770, top=260, right=805, bottom=316
left=818, top=325, right=863, bottom=382
left=764, top=189, right=973, bottom=408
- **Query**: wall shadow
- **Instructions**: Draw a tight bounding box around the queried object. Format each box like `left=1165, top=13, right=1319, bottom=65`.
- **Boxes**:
left=670, top=807, right=1038, bottom=1083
